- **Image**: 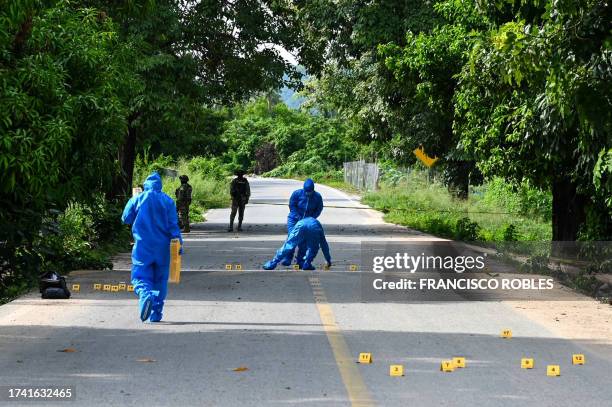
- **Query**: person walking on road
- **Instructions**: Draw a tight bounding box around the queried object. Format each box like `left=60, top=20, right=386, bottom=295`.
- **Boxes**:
left=228, top=170, right=250, bottom=232
left=263, top=217, right=331, bottom=270
left=122, top=172, right=183, bottom=323
left=282, top=178, right=323, bottom=265
left=175, top=175, right=192, bottom=233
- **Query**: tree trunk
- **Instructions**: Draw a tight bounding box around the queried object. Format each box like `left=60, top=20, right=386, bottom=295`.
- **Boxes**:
left=551, top=177, right=588, bottom=256
left=108, top=118, right=138, bottom=202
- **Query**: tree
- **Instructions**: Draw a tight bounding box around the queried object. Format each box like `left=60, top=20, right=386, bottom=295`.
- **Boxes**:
left=455, top=0, right=612, bottom=240
left=0, top=0, right=132, bottom=284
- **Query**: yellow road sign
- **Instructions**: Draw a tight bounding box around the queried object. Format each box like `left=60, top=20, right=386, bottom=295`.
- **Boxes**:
left=413, top=146, right=439, bottom=168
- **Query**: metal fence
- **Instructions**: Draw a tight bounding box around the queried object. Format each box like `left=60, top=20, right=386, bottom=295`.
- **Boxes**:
left=343, top=161, right=380, bottom=190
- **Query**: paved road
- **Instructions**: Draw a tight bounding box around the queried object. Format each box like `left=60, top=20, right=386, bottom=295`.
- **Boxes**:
left=0, top=178, right=610, bottom=406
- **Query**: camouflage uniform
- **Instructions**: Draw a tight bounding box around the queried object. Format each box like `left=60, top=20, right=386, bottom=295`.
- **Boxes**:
left=228, top=172, right=250, bottom=232
left=175, top=175, right=192, bottom=233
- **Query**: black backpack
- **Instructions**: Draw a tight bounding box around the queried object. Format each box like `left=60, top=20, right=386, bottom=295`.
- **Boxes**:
left=39, top=271, right=71, bottom=299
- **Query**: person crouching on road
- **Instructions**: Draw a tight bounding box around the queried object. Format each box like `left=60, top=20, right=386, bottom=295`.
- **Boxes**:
left=228, top=170, right=250, bottom=232
left=122, top=172, right=183, bottom=322
left=263, top=217, right=331, bottom=270
left=282, top=178, right=323, bottom=265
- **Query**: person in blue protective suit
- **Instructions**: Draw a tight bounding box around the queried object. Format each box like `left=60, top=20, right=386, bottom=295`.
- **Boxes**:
left=282, top=178, right=324, bottom=265
left=263, top=217, right=331, bottom=271
left=121, top=172, right=183, bottom=323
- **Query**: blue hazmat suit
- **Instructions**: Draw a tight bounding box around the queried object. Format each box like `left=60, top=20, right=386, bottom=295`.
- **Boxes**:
left=264, top=217, right=331, bottom=270
left=121, top=172, right=183, bottom=322
left=284, top=179, right=323, bottom=265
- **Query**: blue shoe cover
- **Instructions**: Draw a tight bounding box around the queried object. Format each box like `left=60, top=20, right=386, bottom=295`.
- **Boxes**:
left=140, top=295, right=153, bottom=322
left=263, top=260, right=277, bottom=270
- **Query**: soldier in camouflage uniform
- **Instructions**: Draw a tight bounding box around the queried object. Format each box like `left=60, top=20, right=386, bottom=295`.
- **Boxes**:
left=175, top=175, right=192, bottom=233
left=228, top=170, right=250, bottom=232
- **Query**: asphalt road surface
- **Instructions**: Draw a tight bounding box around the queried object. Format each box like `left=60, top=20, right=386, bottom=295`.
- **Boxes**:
left=0, top=178, right=610, bottom=406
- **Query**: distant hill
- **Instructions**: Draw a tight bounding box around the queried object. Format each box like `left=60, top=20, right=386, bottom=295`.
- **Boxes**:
left=280, top=66, right=308, bottom=109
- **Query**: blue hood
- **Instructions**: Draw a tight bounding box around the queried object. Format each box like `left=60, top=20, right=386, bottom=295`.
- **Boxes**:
left=143, top=172, right=162, bottom=192
left=303, top=178, right=315, bottom=192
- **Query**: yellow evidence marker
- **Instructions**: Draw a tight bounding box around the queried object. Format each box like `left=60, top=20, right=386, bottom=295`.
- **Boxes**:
left=225, top=264, right=232, bottom=270
left=501, top=329, right=512, bottom=339
left=521, top=358, right=534, bottom=369
left=572, top=354, right=585, bottom=365
left=358, top=353, right=372, bottom=364
left=547, top=365, right=560, bottom=376
left=293, top=264, right=300, bottom=271
left=71, top=284, right=80, bottom=292
left=349, top=264, right=358, bottom=271
left=452, top=357, right=466, bottom=368
left=93, top=283, right=102, bottom=290
left=127, top=285, right=134, bottom=292
left=118, top=283, right=127, bottom=291
left=103, top=284, right=111, bottom=292
left=169, top=238, right=181, bottom=283
left=440, top=360, right=455, bottom=372
left=235, top=264, right=242, bottom=271
left=389, top=365, right=404, bottom=377
left=111, top=285, right=119, bottom=292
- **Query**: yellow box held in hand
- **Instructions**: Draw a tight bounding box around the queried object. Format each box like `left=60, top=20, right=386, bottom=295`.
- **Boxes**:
left=169, top=238, right=181, bottom=283
left=501, top=329, right=512, bottom=339
left=440, top=360, right=454, bottom=372
left=389, top=365, right=404, bottom=376
left=547, top=365, right=560, bottom=376
left=452, top=357, right=466, bottom=368
left=358, top=353, right=372, bottom=364
left=572, top=354, right=585, bottom=365
left=521, top=358, right=534, bottom=369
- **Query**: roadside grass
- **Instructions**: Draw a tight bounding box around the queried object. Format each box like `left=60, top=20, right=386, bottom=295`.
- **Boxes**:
left=362, top=171, right=551, bottom=242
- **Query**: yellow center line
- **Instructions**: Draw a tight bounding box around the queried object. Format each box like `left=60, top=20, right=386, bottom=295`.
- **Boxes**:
left=309, top=276, right=374, bottom=407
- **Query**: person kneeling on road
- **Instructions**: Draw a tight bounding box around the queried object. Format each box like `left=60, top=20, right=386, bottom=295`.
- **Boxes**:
left=263, top=217, right=331, bottom=271
left=122, top=172, right=183, bottom=323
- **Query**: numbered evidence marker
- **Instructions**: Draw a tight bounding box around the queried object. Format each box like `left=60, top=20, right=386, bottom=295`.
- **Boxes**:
left=349, top=264, right=358, bottom=271
left=358, top=353, right=372, bottom=364
left=452, top=357, right=466, bottom=368
left=71, top=284, right=80, bottom=292
left=225, top=264, right=232, bottom=270
left=440, top=360, right=455, bottom=372
left=93, top=283, right=102, bottom=290
left=389, top=365, right=404, bottom=377
left=572, top=354, right=585, bottom=365
left=501, top=329, right=512, bottom=339
left=111, top=285, right=119, bottom=292
left=118, top=283, right=127, bottom=291
left=103, top=284, right=111, bottom=292
left=127, top=285, right=135, bottom=292
left=235, top=264, right=242, bottom=271
left=521, top=358, right=534, bottom=369
left=547, top=365, right=561, bottom=377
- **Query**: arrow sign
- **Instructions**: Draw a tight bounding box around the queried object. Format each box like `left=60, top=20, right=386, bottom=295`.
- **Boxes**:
left=413, top=146, right=439, bottom=168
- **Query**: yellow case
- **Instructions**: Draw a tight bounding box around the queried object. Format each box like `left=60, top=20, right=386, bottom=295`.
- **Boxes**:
left=169, top=238, right=181, bottom=283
